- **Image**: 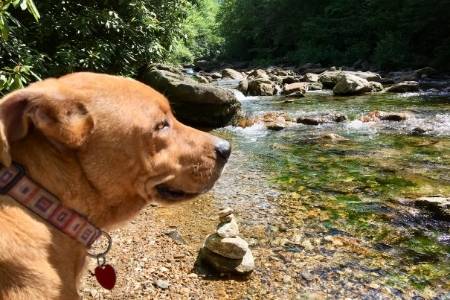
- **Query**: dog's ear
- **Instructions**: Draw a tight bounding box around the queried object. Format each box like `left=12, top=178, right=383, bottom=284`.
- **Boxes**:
left=0, top=83, right=94, bottom=166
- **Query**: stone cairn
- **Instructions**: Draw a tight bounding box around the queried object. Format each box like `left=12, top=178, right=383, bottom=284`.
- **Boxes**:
left=199, top=207, right=255, bottom=275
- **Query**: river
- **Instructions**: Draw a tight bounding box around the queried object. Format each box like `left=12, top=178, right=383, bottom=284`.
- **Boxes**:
left=204, top=91, right=450, bottom=298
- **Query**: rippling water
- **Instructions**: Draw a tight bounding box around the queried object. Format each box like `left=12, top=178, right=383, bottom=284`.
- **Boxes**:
left=210, top=92, right=450, bottom=296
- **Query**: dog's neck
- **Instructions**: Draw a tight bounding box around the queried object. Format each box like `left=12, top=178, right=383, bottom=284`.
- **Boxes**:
left=10, top=131, right=148, bottom=229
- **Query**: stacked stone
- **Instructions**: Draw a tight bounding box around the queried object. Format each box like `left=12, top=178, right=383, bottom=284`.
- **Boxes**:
left=199, top=208, right=255, bottom=275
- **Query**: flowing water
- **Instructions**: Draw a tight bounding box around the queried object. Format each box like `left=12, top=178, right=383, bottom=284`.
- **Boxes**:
left=207, top=92, right=450, bottom=298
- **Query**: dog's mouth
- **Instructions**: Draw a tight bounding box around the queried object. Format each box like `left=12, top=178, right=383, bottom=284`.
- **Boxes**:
left=155, top=184, right=200, bottom=201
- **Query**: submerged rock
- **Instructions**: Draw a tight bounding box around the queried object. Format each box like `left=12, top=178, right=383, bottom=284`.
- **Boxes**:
left=139, top=66, right=241, bottom=127
left=297, top=113, right=347, bottom=125
left=360, top=111, right=410, bottom=122
left=385, top=81, right=420, bottom=93
left=319, top=133, right=350, bottom=142
left=266, top=122, right=287, bottom=131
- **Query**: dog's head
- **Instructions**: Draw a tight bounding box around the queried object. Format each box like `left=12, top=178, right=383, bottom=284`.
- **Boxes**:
left=0, top=72, right=230, bottom=207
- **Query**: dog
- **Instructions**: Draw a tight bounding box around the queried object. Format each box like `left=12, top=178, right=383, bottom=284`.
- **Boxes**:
left=0, top=72, right=231, bottom=299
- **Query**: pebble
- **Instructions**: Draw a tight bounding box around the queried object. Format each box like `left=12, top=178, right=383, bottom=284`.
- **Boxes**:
left=300, top=271, right=315, bottom=282
left=165, top=229, right=186, bottom=245
left=301, top=239, right=314, bottom=251
left=155, top=279, right=170, bottom=290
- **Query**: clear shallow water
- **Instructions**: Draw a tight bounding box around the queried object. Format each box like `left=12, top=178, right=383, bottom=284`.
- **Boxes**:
left=211, top=93, right=450, bottom=296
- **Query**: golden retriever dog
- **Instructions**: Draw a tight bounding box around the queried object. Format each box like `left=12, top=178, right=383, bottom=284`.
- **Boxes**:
left=0, top=72, right=231, bottom=299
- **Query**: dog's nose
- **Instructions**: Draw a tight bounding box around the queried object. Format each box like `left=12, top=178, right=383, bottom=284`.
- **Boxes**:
left=215, top=139, right=231, bottom=161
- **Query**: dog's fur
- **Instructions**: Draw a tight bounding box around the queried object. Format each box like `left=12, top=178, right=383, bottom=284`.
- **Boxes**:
left=0, top=72, right=228, bottom=299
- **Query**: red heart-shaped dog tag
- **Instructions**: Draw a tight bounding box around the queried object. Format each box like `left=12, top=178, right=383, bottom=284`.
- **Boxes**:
left=94, top=264, right=116, bottom=290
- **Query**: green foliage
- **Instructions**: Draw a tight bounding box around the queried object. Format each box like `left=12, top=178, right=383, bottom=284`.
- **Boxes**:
left=170, top=0, right=223, bottom=63
left=0, top=0, right=222, bottom=94
left=217, top=0, right=450, bottom=70
left=0, top=0, right=40, bottom=94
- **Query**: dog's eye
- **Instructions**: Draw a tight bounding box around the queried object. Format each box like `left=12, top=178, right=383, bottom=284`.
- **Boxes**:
left=155, top=120, right=170, bottom=131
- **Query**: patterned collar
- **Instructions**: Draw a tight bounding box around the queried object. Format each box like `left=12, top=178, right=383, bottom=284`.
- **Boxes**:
left=0, top=163, right=101, bottom=248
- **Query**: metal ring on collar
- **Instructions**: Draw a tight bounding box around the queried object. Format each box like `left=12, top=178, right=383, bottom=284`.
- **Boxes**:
left=87, top=231, right=112, bottom=259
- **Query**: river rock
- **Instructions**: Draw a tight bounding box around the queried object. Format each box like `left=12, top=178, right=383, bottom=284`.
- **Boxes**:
left=319, top=71, right=341, bottom=88
left=194, top=75, right=209, bottom=84
left=297, top=113, right=347, bottom=125
left=360, top=111, right=410, bottom=122
left=369, top=81, right=384, bottom=92
left=248, top=79, right=276, bottom=96
left=304, top=73, right=320, bottom=82
left=139, top=66, right=241, bottom=127
left=319, top=133, right=349, bottom=142
left=307, top=82, right=323, bottom=91
left=204, top=234, right=248, bottom=259
left=217, top=217, right=240, bottom=238
left=210, top=72, right=222, bottom=79
left=284, top=91, right=305, bottom=98
left=385, top=81, right=420, bottom=93
left=350, top=71, right=382, bottom=82
left=222, top=68, right=244, bottom=80
left=282, top=82, right=308, bottom=95
left=272, top=69, right=291, bottom=76
left=238, top=79, right=249, bottom=94
left=248, top=69, right=270, bottom=80
left=415, top=67, right=437, bottom=78
left=415, top=196, right=450, bottom=219
left=333, top=73, right=372, bottom=95
left=266, top=122, right=287, bottom=131
left=399, top=196, right=450, bottom=220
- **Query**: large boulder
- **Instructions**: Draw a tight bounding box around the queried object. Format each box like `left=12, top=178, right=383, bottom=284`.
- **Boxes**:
left=248, top=79, right=276, bottom=96
left=222, top=68, right=244, bottom=80
left=320, top=71, right=382, bottom=89
left=385, top=81, right=420, bottom=93
left=333, top=73, right=373, bottom=95
left=139, top=67, right=241, bottom=127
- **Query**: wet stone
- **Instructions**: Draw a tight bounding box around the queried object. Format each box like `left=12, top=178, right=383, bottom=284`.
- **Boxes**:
left=297, top=113, right=347, bottom=125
